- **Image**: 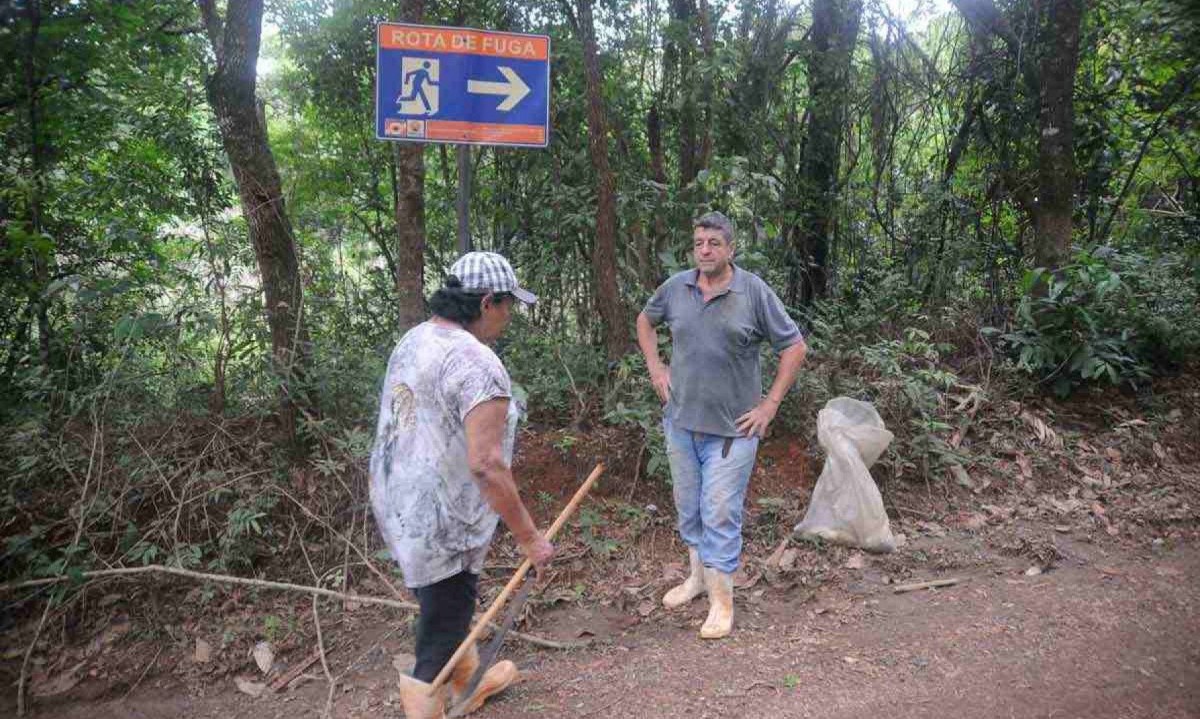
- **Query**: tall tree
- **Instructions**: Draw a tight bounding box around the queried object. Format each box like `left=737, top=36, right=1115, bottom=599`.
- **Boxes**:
left=571, top=0, right=627, bottom=360
left=793, top=0, right=863, bottom=303
left=197, top=0, right=311, bottom=449
left=671, top=0, right=700, bottom=187
left=1033, top=0, right=1084, bottom=270
left=954, top=0, right=1085, bottom=272
left=393, top=0, right=427, bottom=330
left=21, top=0, right=52, bottom=372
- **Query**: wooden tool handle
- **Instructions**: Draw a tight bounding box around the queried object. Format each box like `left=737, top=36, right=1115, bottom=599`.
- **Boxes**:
left=428, top=462, right=605, bottom=692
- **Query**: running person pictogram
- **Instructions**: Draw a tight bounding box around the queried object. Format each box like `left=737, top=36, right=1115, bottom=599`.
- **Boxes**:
left=396, top=59, right=440, bottom=114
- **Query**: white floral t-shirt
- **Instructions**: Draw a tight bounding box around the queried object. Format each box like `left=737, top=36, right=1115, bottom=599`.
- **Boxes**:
left=368, top=322, right=518, bottom=588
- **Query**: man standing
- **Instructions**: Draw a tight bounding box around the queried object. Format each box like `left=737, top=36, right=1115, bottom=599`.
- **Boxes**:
left=636, top=212, right=807, bottom=639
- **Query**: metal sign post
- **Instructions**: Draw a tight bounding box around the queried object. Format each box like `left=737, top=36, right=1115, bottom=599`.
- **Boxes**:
left=457, top=145, right=471, bottom=253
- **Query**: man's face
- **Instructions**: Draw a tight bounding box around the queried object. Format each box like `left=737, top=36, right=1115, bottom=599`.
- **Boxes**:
left=693, top=226, right=734, bottom=276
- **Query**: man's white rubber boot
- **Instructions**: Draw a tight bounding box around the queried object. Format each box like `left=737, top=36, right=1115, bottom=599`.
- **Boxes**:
left=662, top=547, right=706, bottom=609
left=397, top=672, right=447, bottom=719
left=700, top=567, right=734, bottom=639
left=450, top=643, right=519, bottom=715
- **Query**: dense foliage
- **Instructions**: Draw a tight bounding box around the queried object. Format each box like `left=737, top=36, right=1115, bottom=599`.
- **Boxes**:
left=1, top=0, right=1197, bottom=581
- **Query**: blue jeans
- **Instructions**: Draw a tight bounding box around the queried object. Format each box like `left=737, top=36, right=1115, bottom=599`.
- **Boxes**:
left=663, top=417, right=760, bottom=574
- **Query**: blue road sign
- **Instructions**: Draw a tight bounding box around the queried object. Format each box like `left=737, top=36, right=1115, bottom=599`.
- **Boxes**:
left=376, top=23, right=551, bottom=148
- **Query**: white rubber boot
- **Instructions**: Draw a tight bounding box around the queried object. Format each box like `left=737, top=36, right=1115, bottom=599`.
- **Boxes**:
left=662, top=547, right=706, bottom=609
left=699, top=567, right=734, bottom=639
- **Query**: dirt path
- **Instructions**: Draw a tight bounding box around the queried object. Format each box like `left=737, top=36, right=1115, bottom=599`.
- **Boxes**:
left=29, top=528, right=1199, bottom=719
left=488, top=539, right=1200, bottom=719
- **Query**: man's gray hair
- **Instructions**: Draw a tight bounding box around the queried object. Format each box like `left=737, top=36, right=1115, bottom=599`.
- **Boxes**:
left=693, top=211, right=735, bottom=245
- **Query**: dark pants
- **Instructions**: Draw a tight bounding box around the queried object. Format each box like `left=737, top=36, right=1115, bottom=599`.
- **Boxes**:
left=412, top=571, right=479, bottom=682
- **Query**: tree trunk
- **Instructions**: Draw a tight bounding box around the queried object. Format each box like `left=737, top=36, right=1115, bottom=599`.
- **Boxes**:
left=200, top=172, right=230, bottom=416
left=23, top=0, right=52, bottom=373
left=198, top=0, right=311, bottom=451
left=393, top=0, right=427, bottom=330
left=793, top=0, right=862, bottom=303
left=646, top=100, right=669, bottom=289
left=672, top=0, right=699, bottom=188
left=577, top=0, right=627, bottom=360
left=393, top=143, right=427, bottom=330
left=696, top=0, right=716, bottom=172
left=1033, top=0, right=1083, bottom=270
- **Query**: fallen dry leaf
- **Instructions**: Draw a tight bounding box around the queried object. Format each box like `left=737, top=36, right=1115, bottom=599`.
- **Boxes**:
left=734, top=570, right=762, bottom=590
left=31, top=661, right=86, bottom=697
left=86, top=616, right=131, bottom=658
left=1020, top=411, right=1063, bottom=449
left=252, top=641, right=274, bottom=675
left=763, top=538, right=789, bottom=570
left=982, top=504, right=1015, bottom=520
left=195, top=638, right=212, bottom=664
left=948, top=464, right=974, bottom=490
left=916, top=521, right=947, bottom=538
left=1016, top=453, right=1033, bottom=480
left=963, top=513, right=988, bottom=531
left=235, top=676, right=267, bottom=698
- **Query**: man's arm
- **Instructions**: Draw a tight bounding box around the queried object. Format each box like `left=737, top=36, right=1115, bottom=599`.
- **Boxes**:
left=735, top=337, right=807, bottom=438
left=464, top=399, right=553, bottom=566
left=765, top=339, right=807, bottom=404
left=637, top=311, right=671, bottom=403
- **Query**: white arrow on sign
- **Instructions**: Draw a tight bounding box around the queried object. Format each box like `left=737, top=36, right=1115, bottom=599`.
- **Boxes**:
left=467, top=66, right=531, bottom=112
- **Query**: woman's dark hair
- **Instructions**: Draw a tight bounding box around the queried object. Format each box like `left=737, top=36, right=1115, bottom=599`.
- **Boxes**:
left=428, top=275, right=513, bottom=325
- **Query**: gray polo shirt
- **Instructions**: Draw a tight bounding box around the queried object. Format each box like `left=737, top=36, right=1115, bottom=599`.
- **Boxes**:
left=642, top=266, right=802, bottom=437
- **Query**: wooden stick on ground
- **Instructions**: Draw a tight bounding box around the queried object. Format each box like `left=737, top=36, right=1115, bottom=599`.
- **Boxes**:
left=269, top=645, right=332, bottom=693
left=427, top=462, right=605, bottom=694
left=892, top=577, right=963, bottom=594
left=0, top=565, right=586, bottom=650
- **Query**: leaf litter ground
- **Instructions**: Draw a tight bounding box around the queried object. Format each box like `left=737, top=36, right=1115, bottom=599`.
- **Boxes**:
left=5, top=381, right=1200, bottom=718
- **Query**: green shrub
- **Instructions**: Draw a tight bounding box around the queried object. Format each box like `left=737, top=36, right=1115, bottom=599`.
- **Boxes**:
left=993, top=248, right=1199, bottom=396
left=602, top=352, right=670, bottom=481
left=500, top=321, right=607, bottom=423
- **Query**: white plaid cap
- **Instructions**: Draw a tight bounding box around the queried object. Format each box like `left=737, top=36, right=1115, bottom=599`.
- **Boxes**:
left=449, top=251, right=538, bottom=305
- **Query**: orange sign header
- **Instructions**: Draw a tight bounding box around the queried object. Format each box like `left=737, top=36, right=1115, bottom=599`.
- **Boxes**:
left=378, top=23, right=549, bottom=61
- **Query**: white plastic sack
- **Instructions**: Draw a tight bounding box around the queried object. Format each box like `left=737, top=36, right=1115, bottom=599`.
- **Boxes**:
left=793, top=397, right=897, bottom=553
